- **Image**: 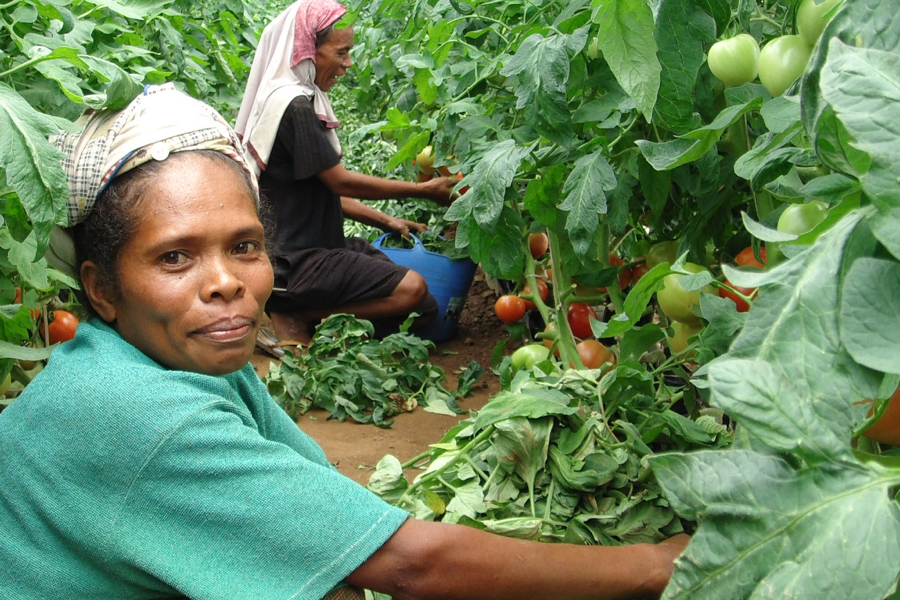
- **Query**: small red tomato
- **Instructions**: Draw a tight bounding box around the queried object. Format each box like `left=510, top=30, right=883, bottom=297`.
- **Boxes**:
left=521, top=279, right=549, bottom=310
left=734, top=246, right=766, bottom=269
left=572, top=339, right=616, bottom=369
left=43, top=310, right=79, bottom=345
left=495, top=295, right=527, bottom=324
left=529, top=232, right=550, bottom=260
left=567, top=302, right=598, bottom=339
left=718, top=280, right=757, bottom=312
left=630, top=262, right=650, bottom=285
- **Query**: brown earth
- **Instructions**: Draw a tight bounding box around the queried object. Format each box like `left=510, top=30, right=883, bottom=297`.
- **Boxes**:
left=251, top=268, right=506, bottom=486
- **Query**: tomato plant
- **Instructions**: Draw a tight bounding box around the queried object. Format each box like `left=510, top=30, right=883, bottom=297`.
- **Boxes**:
left=494, top=295, right=526, bottom=324
left=510, top=344, right=551, bottom=370
left=707, top=34, right=760, bottom=87
left=573, top=339, right=615, bottom=370
left=797, top=0, right=845, bottom=46
left=0, top=373, right=11, bottom=396
left=718, top=279, right=757, bottom=313
left=42, top=310, right=79, bottom=345
left=758, top=35, right=813, bottom=97
left=656, top=263, right=713, bottom=325
left=567, top=302, right=598, bottom=339
left=528, top=232, right=549, bottom=259
left=734, top=246, right=766, bottom=269
left=777, top=200, right=829, bottom=236
left=521, top=279, right=549, bottom=310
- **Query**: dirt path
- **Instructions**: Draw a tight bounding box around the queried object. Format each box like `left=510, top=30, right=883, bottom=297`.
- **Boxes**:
left=251, top=268, right=505, bottom=485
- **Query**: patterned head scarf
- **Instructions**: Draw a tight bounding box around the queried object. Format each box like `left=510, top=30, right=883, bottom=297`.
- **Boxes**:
left=53, top=83, right=255, bottom=226
left=235, top=0, right=347, bottom=176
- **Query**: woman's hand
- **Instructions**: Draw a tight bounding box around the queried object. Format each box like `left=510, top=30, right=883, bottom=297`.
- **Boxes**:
left=383, top=217, right=427, bottom=238
left=415, top=175, right=459, bottom=207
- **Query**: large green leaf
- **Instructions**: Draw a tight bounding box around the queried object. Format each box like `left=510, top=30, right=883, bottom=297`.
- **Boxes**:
left=820, top=41, right=900, bottom=212
left=0, top=84, right=68, bottom=255
left=559, top=150, right=616, bottom=256
left=652, top=449, right=900, bottom=600
left=591, top=0, right=660, bottom=121
left=841, top=258, right=900, bottom=374
left=652, top=0, right=716, bottom=133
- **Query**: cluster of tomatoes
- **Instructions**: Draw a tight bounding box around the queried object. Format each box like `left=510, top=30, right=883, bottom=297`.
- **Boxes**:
left=707, top=0, right=842, bottom=96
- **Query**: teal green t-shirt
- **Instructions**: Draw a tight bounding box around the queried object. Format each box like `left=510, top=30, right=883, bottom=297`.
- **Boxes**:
left=0, top=320, right=408, bottom=599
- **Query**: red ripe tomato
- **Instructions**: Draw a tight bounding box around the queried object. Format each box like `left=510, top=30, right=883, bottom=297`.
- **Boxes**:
left=528, top=232, right=549, bottom=259
left=572, top=339, right=616, bottom=369
left=630, top=262, right=650, bottom=284
left=567, top=302, right=597, bottom=339
left=861, top=386, right=900, bottom=445
left=521, top=279, right=549, bottom=310
left=718, top=279, right=757, bottom=313
left=495, top=295, right=527, bottom=324
left=734, top=246, right=766, bottom=269
left=598, top=254, right=633, bottom=292
left=44, top=310, right=79, bottom=345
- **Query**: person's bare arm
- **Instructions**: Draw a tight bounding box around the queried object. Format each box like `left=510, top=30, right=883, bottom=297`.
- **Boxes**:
left=340, top=197, right=426, bottom=237
left=346, top=519, right=688, bottom=600
left=318, top=162, right=457, bottom=206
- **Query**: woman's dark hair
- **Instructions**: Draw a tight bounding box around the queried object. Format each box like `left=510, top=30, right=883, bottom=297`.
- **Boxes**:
left=315, top=18, right=346, bottom=48
left=72, top=150, right=266, bottom=318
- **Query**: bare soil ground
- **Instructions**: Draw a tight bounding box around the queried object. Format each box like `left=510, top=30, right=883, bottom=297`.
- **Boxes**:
left=251, top=268, right=505, bottom=485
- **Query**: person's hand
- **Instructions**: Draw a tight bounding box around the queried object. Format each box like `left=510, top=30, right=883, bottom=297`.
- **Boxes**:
left=383, top=216, right=427, bottom=238
left=414, top=176, right=458, bottom=207
left=642, top=533, right=690, bottom=599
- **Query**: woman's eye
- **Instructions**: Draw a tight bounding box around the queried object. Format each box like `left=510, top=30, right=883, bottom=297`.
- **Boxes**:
left=160, top=251, right=186, bottom=266
left=234, top=241, right=260, bottom=255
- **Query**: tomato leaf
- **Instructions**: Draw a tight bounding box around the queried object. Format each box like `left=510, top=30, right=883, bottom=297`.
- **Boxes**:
left=0, top=84, right=68, bottom=255
left=559, top=151, right=616, bottom=256
left=841, top=257, right=900, bottom=374
left=591, top=0, right=660, bottom=122
left=820, top=41, right=900, bottom=212
left=652, top=0, right=715, bottom=133
left=652, top=449, right=900, bottom=600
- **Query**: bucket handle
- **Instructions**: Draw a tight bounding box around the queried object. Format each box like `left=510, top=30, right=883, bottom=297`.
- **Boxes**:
left=372, top=232, right=426, bottom=253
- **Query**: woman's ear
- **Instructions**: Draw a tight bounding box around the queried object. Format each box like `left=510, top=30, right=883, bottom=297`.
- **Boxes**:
left=80, top=261, right=117, bottom=323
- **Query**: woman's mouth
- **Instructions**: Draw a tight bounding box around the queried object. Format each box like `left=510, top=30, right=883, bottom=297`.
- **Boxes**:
left=194, top=317, right=254, bottom=342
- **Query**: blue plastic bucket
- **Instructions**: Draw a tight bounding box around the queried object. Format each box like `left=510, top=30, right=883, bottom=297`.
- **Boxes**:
left=372, top=233, right=477, bottom=343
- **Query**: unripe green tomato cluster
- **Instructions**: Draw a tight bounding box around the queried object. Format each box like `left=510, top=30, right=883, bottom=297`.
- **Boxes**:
left=797, top=0, right=845, bottom=47
left=656, top=262, right=714, bottom=326
left=776, top=200, right=829, bottom=236
left=511, top=344, right=550, bottom=370
left=758, top=35, right=813, bottom=97
left=708, top=34, right=759, bottom=87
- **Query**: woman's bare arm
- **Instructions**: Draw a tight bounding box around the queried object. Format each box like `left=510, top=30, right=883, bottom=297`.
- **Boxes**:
left=346, top=519, right=688, bottom=600
left=318, top=163, right=457, bottom=206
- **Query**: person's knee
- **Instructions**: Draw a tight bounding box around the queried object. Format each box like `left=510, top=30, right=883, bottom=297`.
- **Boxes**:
left=393, top=271, right=429, bottom=312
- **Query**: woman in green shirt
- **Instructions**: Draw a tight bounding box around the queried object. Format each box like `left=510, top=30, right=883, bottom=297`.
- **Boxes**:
left=0, top=84, right=687, bottom=600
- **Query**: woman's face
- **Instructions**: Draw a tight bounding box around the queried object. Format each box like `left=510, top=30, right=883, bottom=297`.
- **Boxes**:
left=85, top=154, right=273, bottom=376
left=315, top=25, right=354, bottom=92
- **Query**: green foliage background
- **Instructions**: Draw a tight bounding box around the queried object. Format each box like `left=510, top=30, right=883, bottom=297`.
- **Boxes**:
left=1, top=0, right=900, bottom=597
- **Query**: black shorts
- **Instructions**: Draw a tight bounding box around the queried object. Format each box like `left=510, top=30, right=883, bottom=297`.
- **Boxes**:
left=266, top=237, right=436, bottom=318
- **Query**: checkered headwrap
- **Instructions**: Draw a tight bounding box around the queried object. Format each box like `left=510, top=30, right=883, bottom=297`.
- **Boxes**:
left=52, top=83, right=256, bottom=226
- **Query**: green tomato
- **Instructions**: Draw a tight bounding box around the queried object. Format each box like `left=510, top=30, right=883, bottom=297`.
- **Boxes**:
left=665, top=321, right=703, bottom=356
left=758, top=35, right=813, bottom=97
left=708, top=34, right=760, bottom=87
left=797, top=0, right=844, bottom=47
left=656, top=262, right=714, bottom=325
left=511, top=344, right=551, bottom=370
left=586, top=36, right=599, bottom=61
left=776, top=200, right=829, bottom=236
left=646, top=241, right=679, bottom=268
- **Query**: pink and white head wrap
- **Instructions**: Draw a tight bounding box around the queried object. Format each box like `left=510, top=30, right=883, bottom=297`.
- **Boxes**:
left=235, top=0, right=347, bottom=176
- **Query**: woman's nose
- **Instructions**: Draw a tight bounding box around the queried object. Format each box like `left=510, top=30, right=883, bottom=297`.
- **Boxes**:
left=202, top=257, right=245, bottom=301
